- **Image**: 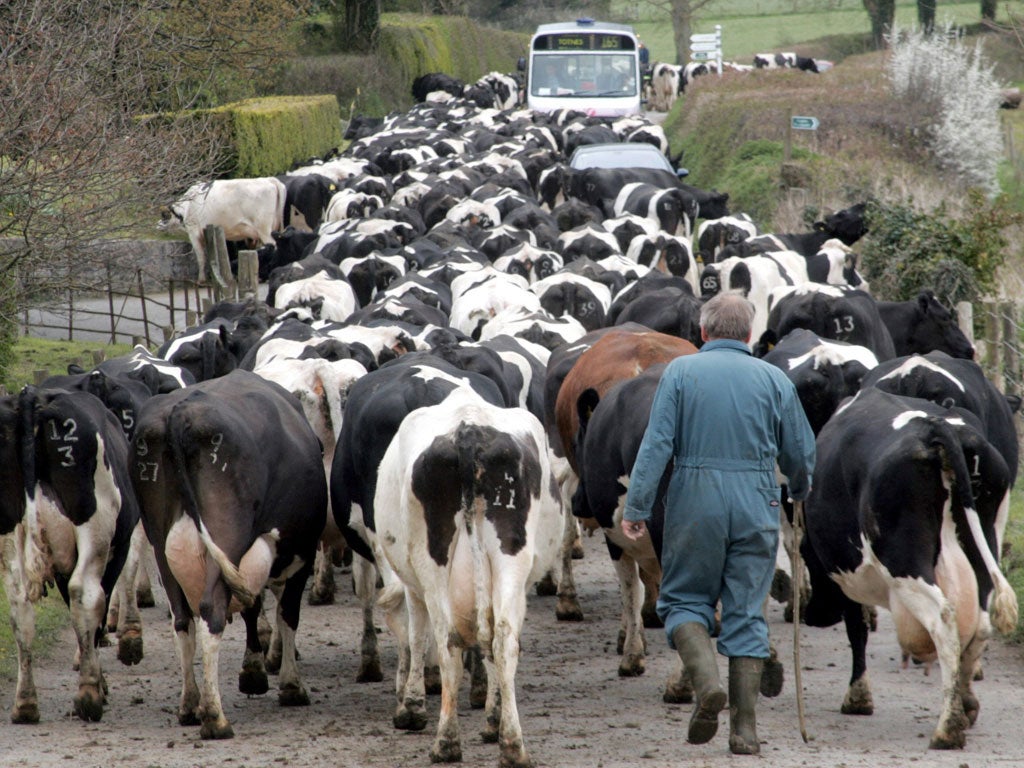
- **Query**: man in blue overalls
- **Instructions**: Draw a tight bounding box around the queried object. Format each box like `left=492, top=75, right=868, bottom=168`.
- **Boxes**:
left=621, top=292, right=815, bottom=755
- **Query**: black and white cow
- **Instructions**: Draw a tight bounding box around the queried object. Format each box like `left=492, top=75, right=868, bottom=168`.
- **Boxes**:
left=279, top=173, right=337, bottom=231
left=760, top=328, right=879, bottom=435
left=695, top=213, right=759, bottom=264
left=530, top=272, right=611, bottom=332
left=374, top=391, right=564, bottom=767
left=329, top=356, right=507, bottom=682
left=861, top=351, right=1020, bottom=494
left=157, top=319, right=240, bottom=382
left=876, top=290, right=975, bottom=359
left=802, top=387, right=1017, bottom=749
left=130, top=370, right=328, bottom=739
left=717, top=202, right=868, bottom=259
left=699, top=253, right=808, bottom=340
left=613, top=183, right=698, bottom=237
left=758, top=284, right=897, bottom=361
left=1, top=387, right=141, bottom=723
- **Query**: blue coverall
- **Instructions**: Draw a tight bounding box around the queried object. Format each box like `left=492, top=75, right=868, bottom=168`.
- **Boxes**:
left=623, top=339, right=816, bottom=659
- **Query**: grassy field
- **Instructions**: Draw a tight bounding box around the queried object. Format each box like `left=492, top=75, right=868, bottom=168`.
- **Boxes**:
left=616, top=0, right=1024, bottom=63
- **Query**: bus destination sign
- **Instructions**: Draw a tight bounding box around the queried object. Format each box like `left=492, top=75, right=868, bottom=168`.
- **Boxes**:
left=540, top=33, right=632, bottom=51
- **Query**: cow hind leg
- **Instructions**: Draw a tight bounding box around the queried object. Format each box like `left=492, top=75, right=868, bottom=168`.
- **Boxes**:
left=308, top=542, right=336, bottom=606
left=890, top=581, right=967, bottom=749
left=239, top=599, right=270, bottom=696
left=613, top=554, right=646, bottom=677
left=392, top=589, right=429, bottom=732
left=113, top=523, right=148, bottom=666
left=274, top=567, right=312, bottom=707
left=2, top=538, right=40, bottom=724
left=68, top=536, right=109, bottom=722
left=491, top=592, right=531, bottom=768
left=840, top=598, right=874, bottom=716
left=958, top=630, right=985, bottom=726
left=196, top=616, right=233, bottom=739
left=353, top=554, right=383, bottom=682
left=554, top=473, right=583, bottom=621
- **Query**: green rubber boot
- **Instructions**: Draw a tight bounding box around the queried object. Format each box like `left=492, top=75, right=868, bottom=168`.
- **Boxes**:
left=671, top=623, right=727, bottom=745
left=728, top=656, right=764, bottom=755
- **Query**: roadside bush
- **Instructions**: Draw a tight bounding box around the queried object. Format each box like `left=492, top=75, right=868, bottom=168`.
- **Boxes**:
left=860, top=191, right=1022, bottom=304
left=887, top=23, right=1005, bottom=195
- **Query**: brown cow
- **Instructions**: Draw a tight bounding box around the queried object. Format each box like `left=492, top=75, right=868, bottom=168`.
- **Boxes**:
left=549, top=327, right=698, bottom=626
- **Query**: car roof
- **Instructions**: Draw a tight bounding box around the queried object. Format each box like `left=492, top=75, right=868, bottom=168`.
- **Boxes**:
left=568, top=142, right=674, bottom=172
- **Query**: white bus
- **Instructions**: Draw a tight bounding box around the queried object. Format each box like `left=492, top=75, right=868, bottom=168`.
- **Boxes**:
left=522, top=18, right=643, bottom=117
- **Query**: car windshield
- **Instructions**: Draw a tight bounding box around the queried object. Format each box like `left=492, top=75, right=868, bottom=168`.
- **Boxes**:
left=570, top=145, right=673, bottom=171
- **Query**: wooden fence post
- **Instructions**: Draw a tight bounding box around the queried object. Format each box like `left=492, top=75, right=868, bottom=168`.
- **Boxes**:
left=984, top=300, right=1005, bottom=393
left=33, top=369, right=49, bottom=385
left=956, top=301, right=974, bottom=346
left=162, top=325, right=175, bottom=343
left=237, top=250, right=259, bottom=297
left=203, top=225, right=231, bottom=294
left=1002, top=302, right=1020, bottom=397
left=137, top=270, right=151, bottom=348
left=92, top=350, right=106, bottom=365
left=187, top=310, right=200, bottom=328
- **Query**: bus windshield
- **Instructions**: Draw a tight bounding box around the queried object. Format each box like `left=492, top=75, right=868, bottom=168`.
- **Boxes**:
left=530, top=53, right=638, bottom=98
left=525, top=21, right=642, bottom=116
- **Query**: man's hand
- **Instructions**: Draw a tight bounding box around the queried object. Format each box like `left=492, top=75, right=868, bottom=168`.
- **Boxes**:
left=621, top=518, right=647, bottom=541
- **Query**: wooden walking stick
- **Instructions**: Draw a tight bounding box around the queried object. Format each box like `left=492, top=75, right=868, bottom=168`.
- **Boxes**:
left=792, top=499, right=810, bottom=743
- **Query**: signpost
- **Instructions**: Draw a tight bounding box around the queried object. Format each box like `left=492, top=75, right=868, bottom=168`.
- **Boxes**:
left=791, top=116, right=820, bottom=131
left=784, top=108, right=820, bottom=164
left=689, top=25, right=723, bottom=76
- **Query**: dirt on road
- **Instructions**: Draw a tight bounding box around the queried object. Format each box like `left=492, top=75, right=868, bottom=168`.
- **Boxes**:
left=4, top=531, right=1024, bottom=768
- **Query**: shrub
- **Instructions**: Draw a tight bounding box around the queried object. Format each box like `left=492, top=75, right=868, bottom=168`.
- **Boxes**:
left=860, top=191, right=1022, bottom=304
left=886, top=23, right=1004, bottom=195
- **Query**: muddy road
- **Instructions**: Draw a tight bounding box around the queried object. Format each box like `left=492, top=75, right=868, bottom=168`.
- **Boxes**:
left=4, top=531, right=1024, bottom=768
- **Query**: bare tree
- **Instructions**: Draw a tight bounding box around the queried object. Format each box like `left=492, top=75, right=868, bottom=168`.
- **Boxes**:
left=645, top=0, right=718, bottom=66
left=0, top=0, right=305, bottom=349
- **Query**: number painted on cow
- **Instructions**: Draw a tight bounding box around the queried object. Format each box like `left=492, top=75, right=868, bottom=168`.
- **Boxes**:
left=832, top=315, right=855, bottom=334
left=210, top=433, right=224, bottom=465
left=137, top=461, right=160, bottom=482
left=47, top=418, right=78, bottom=466
left=120, top=409, right=135, bottom=433
left=136, top=437, right=148, bottom=457
left=47, top=417, right=78, bottom=443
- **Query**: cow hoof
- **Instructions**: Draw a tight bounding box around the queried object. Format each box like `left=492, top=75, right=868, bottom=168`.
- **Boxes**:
left=534, top=573, right=557, bottom=597
left=356, top=658, right=383, bottom=683
left=571, top=540, right=585, bottom=559
left=929, top=729, right=966, bottom=750
left=394, top=708, right=428, bottom=732
left=278, top=684, right=310, bottom=707
left=663, top=676, right=694, bottom=704
left=469, top=679, right=487, bottom=710
left=239, top=668, right=270, bottom=696
left=308, top=587, right=335, bottom=606
left=137, top=586, right=156, bottom=608
left=265, top=652, right=282, bottom=675
left=962, top=692, right=979, bottom=725
left=73, top=689, right=104, bottom=722
left=178, top=709, right=201, bottom=727
left=481, top=717, right=499, bottom=743
left=760, top=658, right=783, bottom=698
left=117, top=633, right=144, bottom=666
left=97, top=630, right=112, bottom=648
left=770, top=568, right=792, bottom=603
left=425, top=665, right=442, bottom=695
left=11, top=701, right=40, bottom=724
left=841, top=678, right=874, bottom=715
left=430, top=738, right=462, bottom=763
left=555, top=600, right=584, bottom=622
left=618, top=655, right=645, bottom=678
left=499, top=740, right=531, bottom=768
left=200, top=719, right=234, bottom=740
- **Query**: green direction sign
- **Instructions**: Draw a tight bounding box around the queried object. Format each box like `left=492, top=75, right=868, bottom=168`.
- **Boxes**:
left=690, top=51, right=711, bottom=61
left=791, top=115, right=819, bottom=130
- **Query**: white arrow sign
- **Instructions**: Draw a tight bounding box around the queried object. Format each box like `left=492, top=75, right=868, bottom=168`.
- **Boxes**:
left=690, top=32, right=720, bottom=43
left=690, top=51, right=713, bottom=61
left=690, top=41, right=721, bottom=53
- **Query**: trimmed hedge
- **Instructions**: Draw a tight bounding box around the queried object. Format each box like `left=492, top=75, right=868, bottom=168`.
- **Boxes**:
left=377, top=14, right=528, bottom=103
left=208, top=95, right=343, bottom=177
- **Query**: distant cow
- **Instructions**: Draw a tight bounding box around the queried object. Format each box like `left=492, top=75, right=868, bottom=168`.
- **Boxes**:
left=131, top=371, right=327, bottom=739
left=375, top=392, right=564, bottom=767
left=158, top=178, right=286, bottom=281
left=802, top=387, right=1017, bottom=749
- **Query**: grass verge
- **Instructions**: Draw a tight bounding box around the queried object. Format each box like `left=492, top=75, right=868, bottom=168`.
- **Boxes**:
left=4, top=337, right=136, bottom=395
left=0, top=586, right=71, bottom=681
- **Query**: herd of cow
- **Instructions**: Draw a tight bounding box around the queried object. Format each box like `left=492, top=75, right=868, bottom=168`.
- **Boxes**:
left=646, top=51, right=825, bottom=112
left=1, top=77, right=1019, bottom=767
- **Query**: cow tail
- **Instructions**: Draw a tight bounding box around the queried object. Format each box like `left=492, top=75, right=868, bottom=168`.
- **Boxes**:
left=167, top=401, right=256, bottom=608
left=457, top=427, right=493, bottom=655
left=17, top=387, right=37, bottom=501
left=932, top=418, right=1018, bottom=635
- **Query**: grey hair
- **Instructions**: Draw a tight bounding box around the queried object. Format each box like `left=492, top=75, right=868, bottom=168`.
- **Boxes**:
left=700, top=292, right=756, bottom=341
